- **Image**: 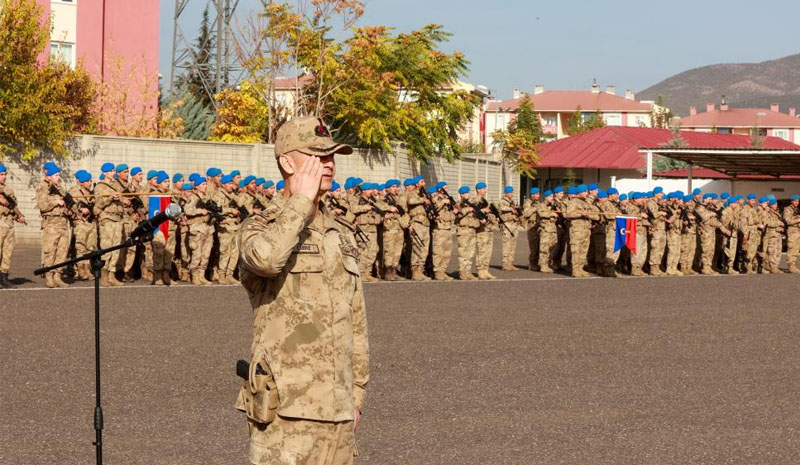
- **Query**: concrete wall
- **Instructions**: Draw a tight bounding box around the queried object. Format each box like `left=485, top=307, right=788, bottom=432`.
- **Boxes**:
left=4, top=135, right=515, bottom=244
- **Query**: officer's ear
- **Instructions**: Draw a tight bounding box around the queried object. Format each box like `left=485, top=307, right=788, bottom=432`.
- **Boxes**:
left=277, top=154, right=296, bottom=176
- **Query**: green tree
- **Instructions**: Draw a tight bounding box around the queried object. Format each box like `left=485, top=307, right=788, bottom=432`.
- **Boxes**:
left=175, top=6, right=216, bottom=109
left=162, top=87, right=215, bottom=140
left=649, top=95, right=673, bottom=129
left=491, top=94, right=542, bottom=176
left=566, top=106, right=605, bottom=136
left=0, top=0, right=96, bottom=163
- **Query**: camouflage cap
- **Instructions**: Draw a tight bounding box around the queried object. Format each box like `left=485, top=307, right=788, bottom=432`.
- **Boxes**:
left=275, top=116, right=353, bottom=158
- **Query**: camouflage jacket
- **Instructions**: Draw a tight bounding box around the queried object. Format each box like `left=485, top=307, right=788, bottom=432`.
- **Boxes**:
left=237, top=194, right=369, bottom=421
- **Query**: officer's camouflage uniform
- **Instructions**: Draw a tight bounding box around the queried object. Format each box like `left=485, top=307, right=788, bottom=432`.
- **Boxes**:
left=432, top=194, right=455, bottom=280
left=498, top=196, right=521, bottom=271
left=646, top=197, right=666, bottom=275
left=406, top=189, right=431, bottom=281
left=782, top=204, right=800, bottom=273
left=236, top=194, right=368, bottom=465
left=522, top=197, right=539, bottom=270
left=213, top=188, right=245, bottom=284
left=184, top=191, right=214, bottom=284
left=69, top=184, right=97, bottom=280
left=36, top=182, right=72, bottom=287
left=456, top=196, right=480, bottom=280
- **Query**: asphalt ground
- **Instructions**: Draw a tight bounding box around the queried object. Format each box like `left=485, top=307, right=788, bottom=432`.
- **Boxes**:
left=3, top=239, right=800, bottom=464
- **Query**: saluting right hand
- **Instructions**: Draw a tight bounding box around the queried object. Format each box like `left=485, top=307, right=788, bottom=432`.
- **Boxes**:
left=288, top=156, right=323, bottom=200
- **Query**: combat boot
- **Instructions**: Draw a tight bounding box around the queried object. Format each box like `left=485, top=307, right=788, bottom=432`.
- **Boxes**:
left=191, top=272, right=210, bottom=285
left=153, top=271, right=164, bottom=286
left=528, top=264, right=540, bottom=272
left=107, top=271, right=124, bottom=286
left=539, top=266, right=554, bottom=274
left=0, top=272, right=11, bottom=289
left=411, top=267, right=427, bottom=281
left=700, top=266, right=717, bottom=275
left=603, top=265, right=617, bottom=278
left=360, top=271, right=379, bottom=283
left=53, top=272, right=69, bottom=288
left=649, top=268, right=665, bottom=276
left=477, top=269, right=496, bottom=280
left=631, top=268, right=647, bottom=277
left=502, top=264, right=516, bottom=271
left=383, top=269, right=397, bottom=281
left=434, top=271, right=453, bottom=281
left=571, top=270, right=590, bottom=278
left=459, top=269, right=477, bottom=281
left=162, top=271, right=173, bottom=286
left=789, top=263, right=800, bottom=274
left=770, top=266, right=784, bottom=274
left=45, top=272, right=57, bottom=288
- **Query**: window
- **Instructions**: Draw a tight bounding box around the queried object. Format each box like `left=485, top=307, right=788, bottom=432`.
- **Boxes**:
left=717, top=127, right=732, bottom=134
left=50, top=42, right=74, bottom=68
left=633, top=115, right=648, bottom=127
left=772, top=129, right=790, bottom=141
left=603, top=114, right=622, bottom=126
left=542, top=116, right=556, bottom=127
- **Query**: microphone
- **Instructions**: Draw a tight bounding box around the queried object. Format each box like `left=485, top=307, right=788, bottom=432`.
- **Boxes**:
left=130, top=203, right=182, bottom=240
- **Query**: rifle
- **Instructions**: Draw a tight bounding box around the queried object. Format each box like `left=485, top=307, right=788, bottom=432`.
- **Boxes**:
left=329, top=197, right=369, bottom=243
left=489, top=203, right=513, bottom=234
left=420, top=190, right=438, bottom=225
left=227, top=195, right=250, bottom=222
left=48, top=183, right=76, bottom=210
left=0, top=190, right=17, bottom=210
left=253, top=197, right=266, bottom=211
left=385, top=194, right=406, bottom=215
left=197, top=198, right=225, bottom=225
left=434, top=188, right=457, bottom=215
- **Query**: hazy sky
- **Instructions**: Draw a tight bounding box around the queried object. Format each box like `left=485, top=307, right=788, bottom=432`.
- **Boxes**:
left=158, top=0, right=800, bottom=100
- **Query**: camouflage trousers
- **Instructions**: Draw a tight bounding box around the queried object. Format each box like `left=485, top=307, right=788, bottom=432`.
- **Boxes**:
left=432, top=227, right=453, bottom=273
left=665, top=229, right=681, bottom=272
left=527, top=227, right=539, bottom=268
left=173, top=225, right=191, bottom=275
left=98, top=219, right=123, bottom=272
left=604, top=224, right=619, bottom=268
left=680, top=230, right=698, bottom=272
left=0, top=223, right=14, bottom=273
left=785, top=227, right=800, bottom=268
left=591, top=228, right=607, bottom=270
left=146, top=231, right=173, bottom=273
left=249, top=415, right=356, bottom=465
left=356, top=227, right=379, bottom=276
left=217, top=224, right=240, bottom=276
left=501, top=225, right=518, bottom=268
left=698, top=227, right=716, bottom=271
left=457, top=227, right=476, bottom=271
left=41, top=217, right=70, bottom=268
left=117, top=220, right=137, bottom=273
left=554, top=226, right=568, bottom=268
left=631, top=228, right=649, bottom=272
left=742, top=228, right=761, bottom=271
left=648, top=227, right=666, bottom=270
left=188, top=222, right=214, bottom=273
left=765, top=229, right=782, bottom=271
left=538, top=228, right=557, bottom=272
left=73, top=220, right=97, bottom=258
left=569, top=225, right=590, bottom=275
left=410, top=223, right=430, bottom=267
left=723, top=231, right=738, bottom=265
left=382, top=227, right=404, bottom=272
left=476, top=229, right=493, bottom=272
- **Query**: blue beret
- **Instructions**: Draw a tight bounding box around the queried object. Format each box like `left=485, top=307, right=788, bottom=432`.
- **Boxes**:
left=230, top=170, right=241, bottom=177
left=99, top=173, right=106, bottom=180
left=188, top=173, right=201, bottom=182
left=193, top=178, right=206, bottom=187
left=241, top=175, right=255, bottom=186
left=181, top=183, right=194, bottom=191
left=702, top=193, right=711, bottom=200
left=0, top=164, right=6, bottom=174
left=220, top=175, right=233, bottom=185
left=674, top=190, right=684, bottom=198
left=101, top=162, right=115, bottom=173
left=172, top=173, right=184, bottom=183
left=576, top=184, right=588, bottom=194
left=597, top=189, right=607, bottom=199
left=331, top=181, right=341, bottom=191
left=156, top=172, right=169, bottom=184
left=436, top=181, right=447, bottom=190
left=255, top=178, right=265, bottom=186
left=653, top=186, right=663, bottom=194
left=130, top=167, right=142, bottom=176
left=115, top=163, right=128, bottom=172
left=667, top=192, right=675, bottom=200
left=377, top=184, right=385, bottom=191
left=458, top=186, right=469, bottom=195
left=767, top=194, right=776, bottom=200
left=759, top=196, right=768, bottom=203
left=403, top=178, right=414, bottom=187
left=76, top=171, right=92, bottom=183
left=360, top=183, right=371, bottom=190
left=619, top=194, right=628, bottom=201
left=587, top=183, right=598, bottom=191
left=543, top=189, right=553, bottom=197
left=475, top=182, right=487, bottom=190
left=237, top=180, right=245, bottom=188
left=43, top=161, right=57, bottom=172
left=634, top=193, right=644, bottom=200
left=692, top=188, right=702, bottom=195
left=792, top=195, right=800, bottom=201
left=607, top=187, right=618, bottom=195
left=720, top=192, right=730, bottom=200
left=683, top=195, right=693, bottom=202
left=264, top=180, right=275, bottom=189
left=344, top=178, right=354, bottom=190
left=769, top=198, right=777, bottom=205
left=355, top=177, right=364, bottom=186
left=747, top=193, right=756, bottom=200
left=709, top=193, right=718, bottom=200
left=276, top=180, right=285, bottom=190
left=530, top=187, right=540, bottom=195
left=45, top=164, right=61, bottom=176
left=567, top=186, right=577, bottom=195
left=724, top=199, right=731, bottom=207
left=504, top=186, right=514, bottom=194
left=206, top=167, right=222, bottom=177
left=426, top=186, right=437, bottom=194
left=147, top=170, right=158, bottom=180
left=554, top=186, right=564, bottom=194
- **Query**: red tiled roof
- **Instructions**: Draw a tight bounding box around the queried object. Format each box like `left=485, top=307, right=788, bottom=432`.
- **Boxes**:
left=487, top=91, right=652, bottom=113
left=654, top=168, right=800, bottom=180
left=273, top=74, right=313, bottom=90
left=678, top=108, right=800, bottom=128
left=535, top=126, right=800, bottom=170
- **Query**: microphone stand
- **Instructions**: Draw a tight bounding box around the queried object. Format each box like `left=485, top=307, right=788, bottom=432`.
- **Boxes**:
left=34, top=233, right=154, bottom=465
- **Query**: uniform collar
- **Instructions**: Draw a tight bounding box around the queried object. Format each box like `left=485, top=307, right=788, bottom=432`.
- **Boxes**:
left=308, top=199, right=337, bottom=234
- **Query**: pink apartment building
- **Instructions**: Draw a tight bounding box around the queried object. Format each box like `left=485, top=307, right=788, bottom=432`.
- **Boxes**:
left=677, top=102, right=800, bottom=144
left=484, top=83, right=658, bottom=148
left=37, top=0, right=160, bottom=116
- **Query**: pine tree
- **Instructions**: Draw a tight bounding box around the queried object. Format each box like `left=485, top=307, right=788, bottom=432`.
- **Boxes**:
left=176, top=6, right=216, bottom=108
